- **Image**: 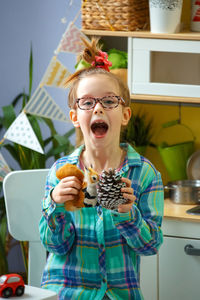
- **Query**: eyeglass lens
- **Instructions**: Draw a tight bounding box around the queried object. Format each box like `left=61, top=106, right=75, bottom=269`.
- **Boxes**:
left=78, top=96, right=120, bottom=110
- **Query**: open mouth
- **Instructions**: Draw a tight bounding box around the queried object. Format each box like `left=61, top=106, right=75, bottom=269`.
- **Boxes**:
left=91, top=121, right=109, bottom=137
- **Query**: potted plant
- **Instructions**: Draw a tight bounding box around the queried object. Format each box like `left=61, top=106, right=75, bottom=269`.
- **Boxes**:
left=121, top=110, right=155, bottom=155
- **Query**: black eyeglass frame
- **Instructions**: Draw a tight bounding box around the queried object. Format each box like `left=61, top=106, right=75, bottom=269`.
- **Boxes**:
left=75, top=96, right=125, bottom=110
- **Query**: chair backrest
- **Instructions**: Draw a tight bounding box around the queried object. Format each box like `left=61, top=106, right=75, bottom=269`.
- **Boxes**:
left=3, top=169, right=49, bottom=288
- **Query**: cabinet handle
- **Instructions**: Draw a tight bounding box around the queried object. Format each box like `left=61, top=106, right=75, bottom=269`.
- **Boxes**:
left=184, top=244, right=200, bottom=256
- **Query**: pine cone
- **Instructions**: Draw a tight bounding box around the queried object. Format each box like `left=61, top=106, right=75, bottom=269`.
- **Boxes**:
left=97, top=168, right=127, bottom=210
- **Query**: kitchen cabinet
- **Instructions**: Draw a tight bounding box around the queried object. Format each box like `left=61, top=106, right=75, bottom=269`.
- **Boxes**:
left=140, top=200, right=200, bottom=300
left=128, top=37, right=200, bottom=100
left=140, top=254, right=158, bottom=300
left=82, top=29, right=200, bottom=104
left=160, top=201, right=200, bottom=300
left=159, top=235, right=200, bottom=300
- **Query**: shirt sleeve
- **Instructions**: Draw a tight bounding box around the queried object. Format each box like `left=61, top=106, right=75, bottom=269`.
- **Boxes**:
left=39, top=162, right=76, bottom=256
left=111, top=169, right=164, bottom=256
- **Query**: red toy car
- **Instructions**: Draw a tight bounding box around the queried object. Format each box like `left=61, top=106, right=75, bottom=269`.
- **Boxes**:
left=0, top=274, right=25, bottom=298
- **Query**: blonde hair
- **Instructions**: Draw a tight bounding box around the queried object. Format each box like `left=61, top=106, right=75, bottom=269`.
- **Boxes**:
left=63, top=37, right=131, bottom=109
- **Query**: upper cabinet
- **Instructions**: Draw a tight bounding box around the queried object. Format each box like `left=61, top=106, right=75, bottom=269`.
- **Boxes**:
left=82, top=30, right=200, bottom=104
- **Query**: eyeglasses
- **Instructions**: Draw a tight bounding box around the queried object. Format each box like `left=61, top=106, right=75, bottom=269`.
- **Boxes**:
left=75, top=96, right=125, bottom=110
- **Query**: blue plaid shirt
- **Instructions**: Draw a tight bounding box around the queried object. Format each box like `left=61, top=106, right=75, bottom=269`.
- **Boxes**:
left=39, top=144, right=164, bottom=299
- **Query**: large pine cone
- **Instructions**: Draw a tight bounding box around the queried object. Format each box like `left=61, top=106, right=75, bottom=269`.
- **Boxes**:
left=97, top=168, right=127, bottom=210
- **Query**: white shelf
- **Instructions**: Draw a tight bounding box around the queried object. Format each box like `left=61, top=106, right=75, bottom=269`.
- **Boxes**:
left=82, top=29, right=200, bottom=41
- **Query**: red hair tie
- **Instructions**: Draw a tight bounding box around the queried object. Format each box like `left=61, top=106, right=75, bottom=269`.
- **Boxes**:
left=91, top=50, right=112, bottom=72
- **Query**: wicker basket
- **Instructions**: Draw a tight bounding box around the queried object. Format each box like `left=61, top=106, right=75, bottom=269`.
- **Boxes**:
left=82, top=0, right=149, bottom=31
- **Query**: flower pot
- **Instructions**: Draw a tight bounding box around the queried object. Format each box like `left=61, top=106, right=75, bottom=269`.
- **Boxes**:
left=149, top=0, right=183, bottom=33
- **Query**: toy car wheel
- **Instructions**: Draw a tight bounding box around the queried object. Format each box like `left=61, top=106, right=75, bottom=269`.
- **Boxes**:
left=15, top=286, right=24, bottom=296
left=2, top=287, right=13, bottom=298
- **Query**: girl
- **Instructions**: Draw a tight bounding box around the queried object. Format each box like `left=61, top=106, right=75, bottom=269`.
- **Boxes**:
left=39, top=38, right=164, bottom=300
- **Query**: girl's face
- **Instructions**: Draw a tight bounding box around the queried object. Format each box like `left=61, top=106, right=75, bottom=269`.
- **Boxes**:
left=70, top=74, right=131, bottom=149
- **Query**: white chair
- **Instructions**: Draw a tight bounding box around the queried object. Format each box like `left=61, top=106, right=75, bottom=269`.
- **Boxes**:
left=3, top=169, right=49, bottom=288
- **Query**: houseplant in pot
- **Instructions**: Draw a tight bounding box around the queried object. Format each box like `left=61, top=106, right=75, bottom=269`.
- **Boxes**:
left=121, top=110, right=155, bottom=155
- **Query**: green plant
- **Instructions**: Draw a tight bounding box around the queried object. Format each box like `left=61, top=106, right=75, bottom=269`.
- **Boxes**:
left=121, top=110, right=155, bottom=149
left=0, top=46, right=75, bottom=276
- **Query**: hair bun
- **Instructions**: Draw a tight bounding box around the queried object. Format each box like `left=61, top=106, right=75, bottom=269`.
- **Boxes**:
left=81, top=37, right=101, bottom=64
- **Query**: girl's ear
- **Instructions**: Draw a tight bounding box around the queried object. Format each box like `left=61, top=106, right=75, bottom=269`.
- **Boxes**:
left=121, top=107, right=131, bottom=126
left=70, top=109, right=80, bottom=127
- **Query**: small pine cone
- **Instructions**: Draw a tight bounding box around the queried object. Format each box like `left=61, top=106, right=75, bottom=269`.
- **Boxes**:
left=97, top=168, right=127, bottom=210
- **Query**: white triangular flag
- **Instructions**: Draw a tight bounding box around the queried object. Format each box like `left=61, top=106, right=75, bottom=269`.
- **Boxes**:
left=55, top=22, right=88, bottom=54
left=40, top=56, right=71, bottom=88
left=4, top=112, right=44, bottom=154
left=0, top=152, right=11, bottom=182
left=24, top=86, right=69, bottom=123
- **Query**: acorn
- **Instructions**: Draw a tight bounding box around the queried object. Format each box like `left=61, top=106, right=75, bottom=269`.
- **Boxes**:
left=97, top=168, right=127, bottom=210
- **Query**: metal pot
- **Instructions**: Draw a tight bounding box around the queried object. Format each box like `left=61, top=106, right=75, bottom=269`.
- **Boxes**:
left=165, top=180, right=200, bottom=204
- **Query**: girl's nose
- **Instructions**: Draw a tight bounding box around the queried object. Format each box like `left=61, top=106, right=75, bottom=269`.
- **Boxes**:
left=94, top=102, right=104, bottom=114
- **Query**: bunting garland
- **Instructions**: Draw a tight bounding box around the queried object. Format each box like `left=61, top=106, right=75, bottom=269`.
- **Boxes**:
left=24, top=86, right=69, bottom=123
left=1, top=12, right=86, bottom=154
left=4, top=112, right=44, bottom=154
left=0, top=152, right=11, bottom=182
left=40, top=56, right=71, bottom=88
left=55, top=21, right=88, bottom=54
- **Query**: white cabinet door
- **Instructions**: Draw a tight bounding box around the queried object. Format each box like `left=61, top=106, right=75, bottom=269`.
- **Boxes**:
left=159, top=236, right=200, bottom=300
left=128, top=37, right=200, bottom=98
left=140, top=255, right=158, bottom=300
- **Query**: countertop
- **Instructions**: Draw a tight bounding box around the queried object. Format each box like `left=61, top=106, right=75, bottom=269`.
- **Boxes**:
left=164, top=199, right=200, bottom=223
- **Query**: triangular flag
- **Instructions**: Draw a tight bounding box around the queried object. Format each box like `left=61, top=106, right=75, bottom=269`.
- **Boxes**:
left=0, top=152, right=11, bottom=182
left=40, top=56, right=71, bottom=88
left=55, top=22, right=88, bottom=54
left=24, top=86, right=69, bottom=123
left=4, top=112, right=44, bottom=154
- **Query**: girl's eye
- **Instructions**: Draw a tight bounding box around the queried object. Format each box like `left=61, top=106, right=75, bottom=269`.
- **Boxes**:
left=84, top=101, right=92, bottom=106
left=81, top=99, right=94, bottom=107
left=104, top=100, right=114, bottom=104
left=103, top=97, right=117, bottom=106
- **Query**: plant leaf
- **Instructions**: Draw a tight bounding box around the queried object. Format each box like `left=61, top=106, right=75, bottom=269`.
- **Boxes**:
left=2, top=105, right=16, bottom=129
left=29, top=44, right=33, bottom=99
left=11, top=93, right=24, bottom=107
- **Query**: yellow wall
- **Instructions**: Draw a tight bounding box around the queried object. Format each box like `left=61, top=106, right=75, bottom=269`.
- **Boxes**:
left=131, top=103, right=200, bottom=185
left=181, top=0, right=191, bottom=29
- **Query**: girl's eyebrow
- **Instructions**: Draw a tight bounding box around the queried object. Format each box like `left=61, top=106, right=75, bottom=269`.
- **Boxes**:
left=77, top=92, right=118, bottom=99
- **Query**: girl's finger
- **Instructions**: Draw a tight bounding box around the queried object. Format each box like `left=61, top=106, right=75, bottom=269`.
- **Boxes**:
left=118, top=200, right=134, bottom=213
left=122, top=193, right=136, bottom=202
left=60, top=178, right=82, bottom=190
left=121, top=187, right=133, bottom=194
left=121, top=177, right=132, bottom=187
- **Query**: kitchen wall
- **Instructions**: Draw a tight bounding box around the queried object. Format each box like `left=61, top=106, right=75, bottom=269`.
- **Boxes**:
left=132, top=103, right=200, bottom=185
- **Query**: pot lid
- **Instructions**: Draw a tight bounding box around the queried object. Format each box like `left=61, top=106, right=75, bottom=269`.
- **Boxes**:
left=187, top=150, right=200, bottom=180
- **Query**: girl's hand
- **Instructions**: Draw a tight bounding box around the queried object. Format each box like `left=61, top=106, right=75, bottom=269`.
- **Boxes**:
left=51, top=176, right=82, bottom=204
left=118, top=177, right=136, bottom=213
